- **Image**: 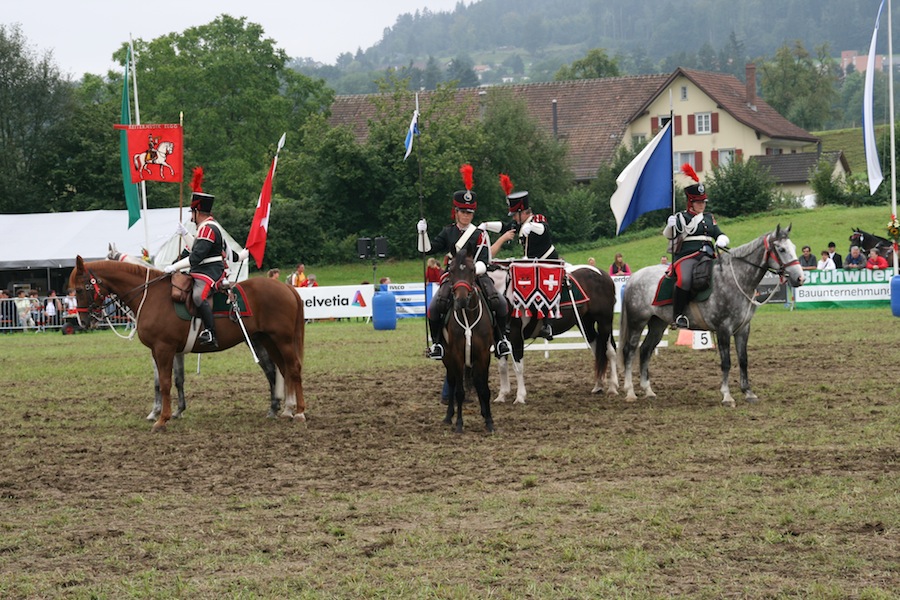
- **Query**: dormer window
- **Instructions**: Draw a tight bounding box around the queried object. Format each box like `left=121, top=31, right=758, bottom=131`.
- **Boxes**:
left=680, top=86, right=688, bottom=100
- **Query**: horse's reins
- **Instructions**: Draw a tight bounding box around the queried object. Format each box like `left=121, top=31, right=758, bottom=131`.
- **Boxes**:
left=451, top=279, right=484, bottom=367
left=82, top=266, right=165, bottom=339
left=721, top=233, right=798, bottom=330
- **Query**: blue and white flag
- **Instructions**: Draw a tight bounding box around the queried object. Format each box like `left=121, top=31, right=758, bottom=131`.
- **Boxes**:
left=610, top=119, right=673, bottom=235
left=403, top=93, right=419, bottom=161
left=864, top=0, right=885, bottom=195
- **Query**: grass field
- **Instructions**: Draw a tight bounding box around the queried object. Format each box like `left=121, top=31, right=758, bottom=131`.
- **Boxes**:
left=0, top=304, right=897, bottom=599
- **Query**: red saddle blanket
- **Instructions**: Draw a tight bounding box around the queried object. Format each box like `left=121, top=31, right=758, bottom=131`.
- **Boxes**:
left=508, top=261, right=565, bottom=319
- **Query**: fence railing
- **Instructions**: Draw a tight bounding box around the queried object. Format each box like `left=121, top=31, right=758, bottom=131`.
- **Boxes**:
left=0, top=297, right=133, bottom=334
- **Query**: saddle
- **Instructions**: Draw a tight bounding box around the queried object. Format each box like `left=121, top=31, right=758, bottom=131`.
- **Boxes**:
left=652, top=258, right=715, bottom=307
left=170, top=275, right=252, bottom=321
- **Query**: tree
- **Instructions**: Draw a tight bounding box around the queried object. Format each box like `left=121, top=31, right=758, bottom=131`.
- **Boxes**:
left=758, top=41, right=840, bottom=131
left=0, top=25, right=76, bottom=213
left=446, top=54, right=479, bottom=88
left=554, top=48, right=620, bottom=81
left=423, top=56, right=443, bottom=90
left=706, top=158, right=776, bottom=217
left=123, top=15, right=333, bottom=212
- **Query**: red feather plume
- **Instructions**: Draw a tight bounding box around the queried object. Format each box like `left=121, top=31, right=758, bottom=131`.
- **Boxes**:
left=499, top=173, right=513, bottom=196
left=681, top=163, right=699, bottom=183
left=191, top=166, right=204, bottom=193
left=459, top=163, right=474, bottom=191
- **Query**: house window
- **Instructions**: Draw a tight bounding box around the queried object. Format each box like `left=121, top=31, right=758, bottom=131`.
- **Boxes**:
left=766, top=147, right=784, bottom=155
left=717, top=149, right=735, bottom=167
left=675, top=151, right=695, bottom=169
left=659, top=115, right=671, bottom=128
left=695, top=112, right=711, bottom=134
left=680, top=86, right=688, bottom=101
left=632, top=134, right=646, bottom=147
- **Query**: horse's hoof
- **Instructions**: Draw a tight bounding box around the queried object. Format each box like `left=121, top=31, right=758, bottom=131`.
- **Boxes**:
left=513, top=399, right=526, bottom=405
left=266, top=410, right=278, bottom=419
left=590, top=385, right=602, bottom=394
left=293, top=413, right=306, bottom=422
left=721, top=399, right=736, bottom=408
left=151, top=422, right=168, bottom=433
left=745, top=394, right=759, bottom=404
left=443, top=417, right=452, bottom=425
left=624, top=394, right=638, bottom=402
left=493, top=397, right=507, bottom=404
left=145, top=412, right=157, bottom=422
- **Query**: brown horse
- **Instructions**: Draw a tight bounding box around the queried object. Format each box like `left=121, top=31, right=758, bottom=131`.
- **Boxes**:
left=489, top=262, right=618, bottom=404
left=69, top=257, right=305, bottom=430
left=442, top=249, right=494, bottom=433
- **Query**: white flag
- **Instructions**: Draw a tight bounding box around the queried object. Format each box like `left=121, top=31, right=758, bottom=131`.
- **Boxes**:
left=864, top=0, right=885, bottom=195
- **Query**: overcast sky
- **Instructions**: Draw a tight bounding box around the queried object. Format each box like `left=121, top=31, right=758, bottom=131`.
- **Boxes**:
left=5, top=0, right=464, bottom=78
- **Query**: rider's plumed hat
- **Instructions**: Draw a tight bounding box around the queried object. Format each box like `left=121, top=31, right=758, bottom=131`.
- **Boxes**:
left=500, top=173, right=530, bottom=215
left=189, top=166, right=215, bottom=213
left=681, top=163, right=707, bottom=205
left=452, top=164, right=477, bottom=212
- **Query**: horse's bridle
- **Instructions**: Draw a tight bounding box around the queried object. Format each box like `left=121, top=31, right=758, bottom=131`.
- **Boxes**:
left=78, top=266, right=165, bottom=326
left=728, top=233, right=798, bottom=280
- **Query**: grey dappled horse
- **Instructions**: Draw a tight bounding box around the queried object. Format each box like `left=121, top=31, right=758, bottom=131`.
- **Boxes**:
left=107, top=244, right=285, bottom=420
left=489, top=263, right=618, bottom=404
left=619, top=225, right=804, bottom=406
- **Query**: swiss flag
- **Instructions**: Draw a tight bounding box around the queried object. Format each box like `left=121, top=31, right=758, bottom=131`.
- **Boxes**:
left=244, top=133, right=285, bottom=268
left=113, top=123, right=183, bottom=183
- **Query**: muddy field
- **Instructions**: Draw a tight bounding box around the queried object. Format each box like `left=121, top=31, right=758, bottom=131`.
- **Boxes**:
left=1, top=310, right=898, bottom=598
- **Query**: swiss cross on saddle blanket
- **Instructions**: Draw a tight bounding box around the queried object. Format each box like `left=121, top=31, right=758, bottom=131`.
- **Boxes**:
left=508, top=261, right=565, bottom=319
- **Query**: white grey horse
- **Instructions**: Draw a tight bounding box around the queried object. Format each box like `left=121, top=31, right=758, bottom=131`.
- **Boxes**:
left=619, top=225, right=804, bottom=406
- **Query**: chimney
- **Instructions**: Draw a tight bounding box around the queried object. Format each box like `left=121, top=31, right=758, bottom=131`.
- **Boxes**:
left=552, top=99, right=558, bottom=139
left=745, top=63, right=756, bottom=105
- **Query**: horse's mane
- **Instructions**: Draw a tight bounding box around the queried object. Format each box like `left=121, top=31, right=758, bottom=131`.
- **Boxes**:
left=96, top=259, right=160, bottom=276
left=725, top=231, right=774, bottom=261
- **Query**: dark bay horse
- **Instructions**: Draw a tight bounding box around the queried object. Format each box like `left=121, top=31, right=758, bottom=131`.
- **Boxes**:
left=106, top=243, right=283, bottom=420
left=849, top=228, right=894, bottom=265
left=69, top=257, right=305, bottom=430
left=620, top=225, right=804, bottom=406
left=443, top=249, right=494, bottom=433
left=489, top=262, right=618, bottom=404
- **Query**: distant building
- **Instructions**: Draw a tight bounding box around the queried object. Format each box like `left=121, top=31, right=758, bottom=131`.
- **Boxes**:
left=841, top=50, right=884, bottom=74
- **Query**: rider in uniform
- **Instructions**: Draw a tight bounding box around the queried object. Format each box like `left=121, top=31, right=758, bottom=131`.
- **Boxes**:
left=662, top=163, right=729, bottom=329
left=492, top=174, right=558, bottom=339
left=164, top=168, right=232, bottom=348
left=417, top=164, right=512, bottom=360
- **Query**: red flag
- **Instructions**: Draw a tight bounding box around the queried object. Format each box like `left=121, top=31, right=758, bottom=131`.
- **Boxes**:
left=245, top=133, right=286, bottom=268
left=113, top=124, right=184, bottom=183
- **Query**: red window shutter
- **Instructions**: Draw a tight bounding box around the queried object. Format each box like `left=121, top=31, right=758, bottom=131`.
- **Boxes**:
left=694, top=151, right=703, bottom=172
left=735, top=148, right=743, bottom=163
left=711, top=150, right=719, bottom=167
left=688, top=114, right=696, bottom=135
left=711, top=112, right=719, bottom=133
left=674, top=115, right=682, bottom=136
left=651, top=117, right=658, bottom=132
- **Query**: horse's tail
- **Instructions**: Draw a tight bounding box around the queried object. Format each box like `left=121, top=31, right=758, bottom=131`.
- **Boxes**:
left=293, top=291, right=305, bottom=365
left=617, top=289, right=629, bottom=368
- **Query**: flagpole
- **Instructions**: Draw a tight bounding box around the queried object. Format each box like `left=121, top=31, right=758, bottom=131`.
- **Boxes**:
left=406, top=93, right=428, bottom=347
left=129, top=38, right=150, bottom=255
left=889, top=0, right=898, bottom=275
left=668, top=89, right=676, bottom=266
left=178, top=111, right=184, bottom=227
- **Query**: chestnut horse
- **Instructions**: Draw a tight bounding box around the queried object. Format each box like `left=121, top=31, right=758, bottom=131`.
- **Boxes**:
left=69, top=257, right=305, bottom=430
left=442, top=249, right=495, bottom=433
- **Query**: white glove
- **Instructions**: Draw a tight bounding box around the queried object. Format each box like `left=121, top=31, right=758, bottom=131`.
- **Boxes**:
left=667, top=215, right=677, bottom=228
left=475, top=261, right=487, bottom=276
left=164, top=265, right=176, bottom=274
left=519, top=223, right=533, bottom=237
left=716, top=234, right=730, bottom=248
left=176, top=222, right=189, bottom=236
left=477, top=222, right=487, bottom=231
left=416, top=218, right=427, bottom=234
left=237, top=248, right=250, bottom=262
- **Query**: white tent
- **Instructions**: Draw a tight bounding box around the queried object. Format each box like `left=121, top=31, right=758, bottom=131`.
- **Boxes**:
left=0, top=208, right=186, bottom=269
left=0, top=208, right=247, bottom=280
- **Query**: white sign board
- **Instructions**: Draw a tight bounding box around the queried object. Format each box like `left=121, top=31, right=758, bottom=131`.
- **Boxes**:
left=295, top=285, right=375, bottom=319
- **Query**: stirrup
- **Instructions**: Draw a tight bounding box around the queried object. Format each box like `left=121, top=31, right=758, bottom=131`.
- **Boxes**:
left=199, top=329, right=218, bottom=347
left=496, top=338, right=512, bottom=358
left=672, top=314, right=690, bottom=329
left=538, top=323, right=553, bottom=340
left=427, top=343, right=444, bottom=360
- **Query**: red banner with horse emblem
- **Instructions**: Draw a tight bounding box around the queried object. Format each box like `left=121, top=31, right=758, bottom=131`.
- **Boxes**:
left=113, top=124, right=184, bottom=183
left=508, top=261, right=565, bottom=319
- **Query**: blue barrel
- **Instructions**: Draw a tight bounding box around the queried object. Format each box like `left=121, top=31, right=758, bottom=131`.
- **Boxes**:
left=892, top=275, right=900, bottom=317
left=372, top=291, right=397, bottom=330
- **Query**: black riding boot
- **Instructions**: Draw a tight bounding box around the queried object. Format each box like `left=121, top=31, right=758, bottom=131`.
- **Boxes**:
left=428, top=316, right=444, bottom=360
left=672, top=286, right=691, bottom=329
left=197, top=300, right=218, bottom=347
left=493, top=312, right=512, bottom=358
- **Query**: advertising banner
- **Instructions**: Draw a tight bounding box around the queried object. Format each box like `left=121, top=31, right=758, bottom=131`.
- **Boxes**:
left=295, top=285, right=375, bottom=319
left=793, top=269, right=892, bottom=309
